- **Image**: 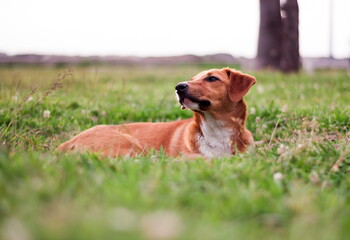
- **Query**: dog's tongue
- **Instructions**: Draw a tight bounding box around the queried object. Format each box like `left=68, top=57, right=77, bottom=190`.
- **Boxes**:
left=181, top=98, right=193, bottom=110
left=184, top=98, right=192, bottom=104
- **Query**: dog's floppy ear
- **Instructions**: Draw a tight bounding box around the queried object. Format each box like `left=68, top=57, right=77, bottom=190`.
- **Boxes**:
left=224, top=68, right=256, bottom=103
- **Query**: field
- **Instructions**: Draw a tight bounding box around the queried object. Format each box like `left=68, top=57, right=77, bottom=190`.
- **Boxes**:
left=0, top=65, right=349, bottom=240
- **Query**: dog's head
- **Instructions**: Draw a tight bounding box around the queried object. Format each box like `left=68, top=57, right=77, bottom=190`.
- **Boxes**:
left=175, top=68, right=256, bottom=113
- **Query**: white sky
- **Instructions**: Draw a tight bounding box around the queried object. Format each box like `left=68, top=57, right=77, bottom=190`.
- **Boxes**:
left=0, top=0, right=349, bottom=58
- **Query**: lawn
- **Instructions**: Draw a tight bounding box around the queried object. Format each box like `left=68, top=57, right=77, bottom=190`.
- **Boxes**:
left=0, top=65, right=349, bottom=240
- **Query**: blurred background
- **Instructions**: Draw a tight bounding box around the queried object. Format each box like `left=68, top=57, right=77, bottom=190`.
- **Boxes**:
left=0, top=0, right=349, bottom=72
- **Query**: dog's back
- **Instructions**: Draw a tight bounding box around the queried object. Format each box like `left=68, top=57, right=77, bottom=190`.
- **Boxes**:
left=57, top=119, right=196, bottom=157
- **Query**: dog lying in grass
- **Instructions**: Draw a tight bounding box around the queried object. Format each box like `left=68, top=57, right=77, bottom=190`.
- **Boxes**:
left=57, top=68, right=256, bottom=158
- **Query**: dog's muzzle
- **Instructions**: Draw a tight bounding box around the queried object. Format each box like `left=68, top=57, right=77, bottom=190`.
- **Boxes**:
left=175, top=82, right=211, bottom=110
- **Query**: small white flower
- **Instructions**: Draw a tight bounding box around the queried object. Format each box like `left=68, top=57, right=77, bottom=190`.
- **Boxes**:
left=281, top=104, right=289, bottom=113
left=109, top=207, right=137, bottom=231
left=12, top=95, right=18, bottom=101
left=27, top=96, right=33, bottom=101
left=255, top=117, right=261, bottom=123
left=43, top=110, right=50, bottom=118
left=273, top=172, right=283, bottom=182
left=309, top=171, right=320, bottom=184
left=257, top=85, right=265, bottom=93
left=151, top=155, right=159, bottom=162
left=250, top=107, right=256, bottom=115
left=277, top=144, right=288, bottom=155
left=140, top=211, right=183, bottom=240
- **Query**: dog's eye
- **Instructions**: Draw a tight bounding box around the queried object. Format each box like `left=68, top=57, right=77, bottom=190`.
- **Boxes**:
left=206, top=76, right=219, bottom=82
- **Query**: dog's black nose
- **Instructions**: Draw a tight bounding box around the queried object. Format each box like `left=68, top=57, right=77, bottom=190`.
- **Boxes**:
left=175, top=83, right=189, bottom=92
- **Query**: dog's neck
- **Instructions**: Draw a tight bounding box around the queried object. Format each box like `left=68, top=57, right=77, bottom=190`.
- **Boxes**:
left=193, top=100, right=248, bottom=158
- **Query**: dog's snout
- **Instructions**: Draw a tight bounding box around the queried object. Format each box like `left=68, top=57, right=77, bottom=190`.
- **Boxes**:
left=175, top=83, right=189, bottom=92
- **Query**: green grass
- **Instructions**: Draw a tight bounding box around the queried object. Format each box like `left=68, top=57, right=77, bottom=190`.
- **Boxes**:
left=0, top=65, right=349, bottom=240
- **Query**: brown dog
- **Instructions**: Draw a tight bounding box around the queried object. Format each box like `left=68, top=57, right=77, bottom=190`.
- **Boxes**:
left=57, top=68, right=256, bottom=158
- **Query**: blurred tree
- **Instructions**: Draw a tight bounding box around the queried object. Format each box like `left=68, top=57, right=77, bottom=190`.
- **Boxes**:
left=257, top=0, right=301, bottom=72
left=257, top=0, right=282, bottom=70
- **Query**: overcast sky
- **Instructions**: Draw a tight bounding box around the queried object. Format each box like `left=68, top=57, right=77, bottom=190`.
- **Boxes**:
left=0, top=0, right=349, bottom=58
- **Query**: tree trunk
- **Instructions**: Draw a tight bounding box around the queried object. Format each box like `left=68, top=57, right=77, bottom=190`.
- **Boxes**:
left=257, top=0, right=283, bottom=69
left=257, top=0, right=301, bottom=72
left=281, top=0, right=301, bottom=72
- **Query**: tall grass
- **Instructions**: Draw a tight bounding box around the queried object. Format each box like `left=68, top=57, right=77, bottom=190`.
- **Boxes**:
left=1, top=68, right=73, bottom=150
left=0, top=65, right=349, bottom=240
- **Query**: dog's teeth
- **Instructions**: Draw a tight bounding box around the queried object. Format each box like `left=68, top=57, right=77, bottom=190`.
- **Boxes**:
left=181, top=106, right=186, bottom=110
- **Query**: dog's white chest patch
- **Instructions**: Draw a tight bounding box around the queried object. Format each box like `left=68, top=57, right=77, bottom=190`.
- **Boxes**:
left=197, top=115, right=232, bottom=158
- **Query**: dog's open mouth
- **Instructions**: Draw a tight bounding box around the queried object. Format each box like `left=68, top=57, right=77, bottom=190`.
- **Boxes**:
left=177, top=94, right=211, bottom=110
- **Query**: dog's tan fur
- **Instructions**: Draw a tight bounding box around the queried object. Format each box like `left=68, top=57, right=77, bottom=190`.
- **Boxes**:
left=57, top=68, right=256, bottom=158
